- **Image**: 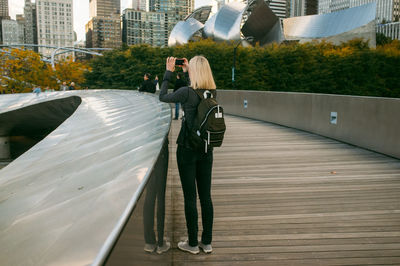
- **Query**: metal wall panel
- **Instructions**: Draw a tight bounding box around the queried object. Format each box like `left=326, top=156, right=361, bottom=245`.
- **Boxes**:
left=0, top=90, right=171, bottom=265
left=283, top=2, right=376, bottom=39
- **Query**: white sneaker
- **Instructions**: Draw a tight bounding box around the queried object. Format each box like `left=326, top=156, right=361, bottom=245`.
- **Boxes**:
left=156, top=241, right=171, bottom=254
left=144, top=243, right=156, bottom=253
left=199, top=242, right=213, bottom=253
left=177, top=240, right=199, bottom=254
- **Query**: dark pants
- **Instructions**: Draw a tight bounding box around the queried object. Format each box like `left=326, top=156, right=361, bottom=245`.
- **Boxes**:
left=177, top=145, right=214, bottom=246
left=143, top=140, right=169, bottom=247
left=175, top=103, right=180, bottom=119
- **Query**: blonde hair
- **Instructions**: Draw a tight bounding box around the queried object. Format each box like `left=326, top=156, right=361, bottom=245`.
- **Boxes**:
left=188, top=56, right=216, bottom=90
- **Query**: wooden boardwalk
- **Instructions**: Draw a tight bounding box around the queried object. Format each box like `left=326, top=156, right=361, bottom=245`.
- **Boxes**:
left=168, top=115, right=400, bottom=266
left=107, top=115, right=400, bottom=266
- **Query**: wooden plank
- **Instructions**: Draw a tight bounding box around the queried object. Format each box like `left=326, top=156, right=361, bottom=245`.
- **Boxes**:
left=107, top=115, right=400, bottom=266
left=167, top=115, right=400, bottom=266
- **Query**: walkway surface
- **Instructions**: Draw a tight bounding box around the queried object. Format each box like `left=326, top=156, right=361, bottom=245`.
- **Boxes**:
left=107, top=114, right=400, bottom=266
left=168, top=115, right=400, bottom=266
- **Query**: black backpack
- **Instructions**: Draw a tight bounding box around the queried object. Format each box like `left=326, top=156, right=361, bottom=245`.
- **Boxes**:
left=188, top=89, right=226, bottom=153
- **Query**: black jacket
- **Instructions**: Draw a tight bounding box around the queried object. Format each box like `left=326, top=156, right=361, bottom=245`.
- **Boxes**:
left=139, top=79, right=156, bottom=93
left=159, top=70, right=217, bottom=149
left=174, top=78, right=187, bottom=92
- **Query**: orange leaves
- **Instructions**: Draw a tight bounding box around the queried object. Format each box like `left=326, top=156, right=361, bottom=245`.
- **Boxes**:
left=0, top=48, right=90, bottom=93
left=54, top=58, right=91, bottom=88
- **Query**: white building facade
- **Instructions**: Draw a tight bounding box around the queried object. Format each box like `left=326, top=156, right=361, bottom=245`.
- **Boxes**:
left=36, top=0, right=74, bottom=57
left=1, top=19, right=20, bottom=44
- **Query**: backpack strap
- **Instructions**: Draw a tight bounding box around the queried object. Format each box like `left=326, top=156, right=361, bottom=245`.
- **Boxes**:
left=194, top=88, right=213, bottom=99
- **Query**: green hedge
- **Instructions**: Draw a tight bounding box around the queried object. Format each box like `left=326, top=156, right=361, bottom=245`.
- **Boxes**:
left=84, top=39, right=400, bottom=98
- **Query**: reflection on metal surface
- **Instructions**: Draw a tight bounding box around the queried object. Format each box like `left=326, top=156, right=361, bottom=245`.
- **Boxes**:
left=242, top=0, right=282, bottom=45
left=168, top=18, right=204, bottom=47
left=185, top=5, right=212, bottom=24
left=203, top=13, right=217, bottom=39
left=211, top=1, right=247, bottom=41
left=283, top=2, right=376, bottom=39
left=0, top=90, right=171, bottom=265
left=169, top=1, right=376, bottom=47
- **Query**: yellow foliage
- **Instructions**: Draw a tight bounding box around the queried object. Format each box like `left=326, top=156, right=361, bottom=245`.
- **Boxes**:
left=0, top=48, right=90, bottom=93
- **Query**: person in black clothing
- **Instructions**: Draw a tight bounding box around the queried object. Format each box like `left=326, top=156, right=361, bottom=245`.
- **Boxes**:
left=173, top=73, right=187, bottom=119
left=159, top=56, right=216, bottom=255
left=139, top=73, right=156, bottom=93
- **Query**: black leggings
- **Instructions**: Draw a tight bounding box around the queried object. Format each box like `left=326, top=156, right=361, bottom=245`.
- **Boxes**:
left=177, top=145, right=213, bottom=246
left=143, top=140, right=169, bottom=246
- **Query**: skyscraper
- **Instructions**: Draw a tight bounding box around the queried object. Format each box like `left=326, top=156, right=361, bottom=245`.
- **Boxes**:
left=0, top=0, right=10, bottom=19
left=290, top=0, right=318, bottom=17
left=86, top=0, right=122, bottom=49
left=122, top=0, right=194, bottom=46
left=266, top=0, right=289, bottom=18
left=36, top=0, right=74, bottom=57
left=24, top=0, right=38, bottom=50
left=89, top=0, right=120, bottom=18
left=318, top=0, right=400, bottom=23
left=132, top=0, right=147, bottom=11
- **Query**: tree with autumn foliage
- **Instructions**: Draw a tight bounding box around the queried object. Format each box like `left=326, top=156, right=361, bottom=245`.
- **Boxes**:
left=84, top=39, right=400, bottom=98
left=0, top=48, right=90, bottom=93
left=54, top=59, right=91, bottom=88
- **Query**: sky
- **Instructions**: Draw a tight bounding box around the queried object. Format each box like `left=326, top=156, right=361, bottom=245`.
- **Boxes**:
left=9, top=0, right=214, bottom=42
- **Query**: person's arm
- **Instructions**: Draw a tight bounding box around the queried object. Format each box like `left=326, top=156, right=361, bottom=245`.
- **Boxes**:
left=159, top=70, right=188, bottom=103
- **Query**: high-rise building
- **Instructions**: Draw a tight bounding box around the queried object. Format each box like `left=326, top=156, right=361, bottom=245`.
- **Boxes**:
left=123, top=9, right=167, bottom=46
left=16, top=14, right=26, bottom=44
left=0, top=0, right=10, bottom=19
left=86, top=0, right=122, bottom=49
left=318, top=0, right=400, bottom=23
left=1, top=19, right=20, bottom=44
left=290, top=0, right=318, bottom=17
left=36, top=0, right=74, bottom=57
left=86, top=16, right=122, bottom=48
left=89, top=0, right=120, bottom=18
left=24, top=0, right=38, bottom=51
left=122, top=0, right=194, bottom=47
left=266, top=0, right=289, bottom=18
left=132, top=0, right=148, bottom=11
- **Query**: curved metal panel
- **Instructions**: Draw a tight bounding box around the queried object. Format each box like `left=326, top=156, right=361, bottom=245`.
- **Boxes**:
left=212, top=1, right=247, bottom=41
left=168, top=18, right=204, bottom=47
left=283, top=2, right=376, bottom=39
left=0, top=90, right=171, bottom=265
left=203, top=13, right=217, bottom=39
left=241, top=0, right=281, bottom=45
left=185, top=5, right=212, bottom=24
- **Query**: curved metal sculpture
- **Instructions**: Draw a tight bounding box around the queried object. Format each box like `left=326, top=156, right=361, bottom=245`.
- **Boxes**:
left=0, top=90, right=171, bottom=265
left=283, top=2, right=376, bottom=40
left=205, top=1, right=247, bottom=41
left=169, top=1, right=377, bottom=47
left=185, top=5, right=213, bottom=24
left=168, top=18, right=204, bottom=47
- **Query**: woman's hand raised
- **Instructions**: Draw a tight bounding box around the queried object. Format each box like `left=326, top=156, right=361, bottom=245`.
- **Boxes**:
left=166, top=57, right=176, bottom=72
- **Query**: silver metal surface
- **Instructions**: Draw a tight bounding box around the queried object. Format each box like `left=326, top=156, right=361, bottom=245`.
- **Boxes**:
left=0, top=90, right=171, bottom=265
left=241, top=0, right=282, bottom=45
left=203, top=13, right=217, bottom=39
left=185, top=5, right=213, bottom=24
left=283, top=3, right=376, bottom=39
left=209, top=1, right=247, bottom=41
left=168, top=18, right=204, bottom=47
left=169, top=1, right=376, bottom=47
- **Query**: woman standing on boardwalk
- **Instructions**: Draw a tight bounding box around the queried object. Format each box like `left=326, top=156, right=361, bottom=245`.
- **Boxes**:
left=159, top=56, right=216, bottom=254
